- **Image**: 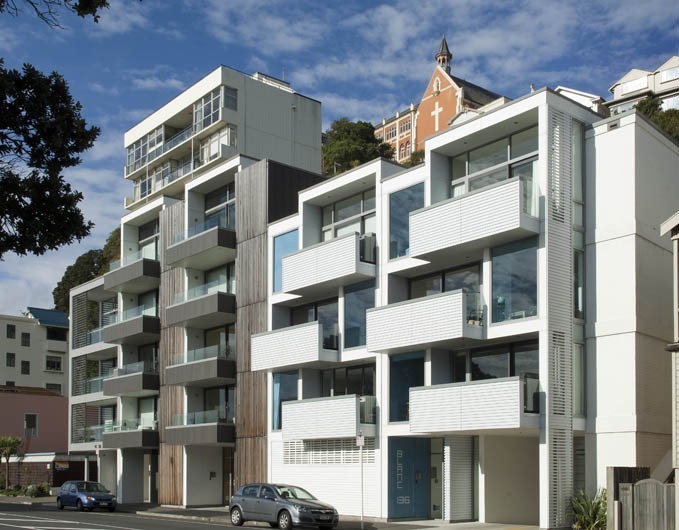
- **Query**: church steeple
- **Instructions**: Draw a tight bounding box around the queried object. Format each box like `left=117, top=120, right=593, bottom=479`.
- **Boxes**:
left=435, top=35, right=452, bottom=73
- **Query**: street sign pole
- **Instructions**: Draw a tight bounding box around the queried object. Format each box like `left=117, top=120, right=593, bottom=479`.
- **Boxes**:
left=357, top=432, right=364, bottom=530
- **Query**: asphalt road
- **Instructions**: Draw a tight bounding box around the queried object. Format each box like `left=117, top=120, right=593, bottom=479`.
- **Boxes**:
left=0, top=502, right=232, bottom=530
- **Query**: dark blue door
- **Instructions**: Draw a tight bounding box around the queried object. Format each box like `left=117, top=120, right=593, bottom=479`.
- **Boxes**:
left=388, top=437, right=430, bottom=518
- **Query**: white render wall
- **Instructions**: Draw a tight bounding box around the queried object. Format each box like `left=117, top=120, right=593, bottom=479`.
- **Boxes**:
left=184, top=445, right=223, bottom=507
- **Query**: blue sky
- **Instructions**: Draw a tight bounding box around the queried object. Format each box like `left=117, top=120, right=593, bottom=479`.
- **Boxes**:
left=0, top=0, right=677, bottom=315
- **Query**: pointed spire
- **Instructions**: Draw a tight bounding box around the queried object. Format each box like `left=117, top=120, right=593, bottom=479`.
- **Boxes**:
left=435, top=35, right=452, bottom=73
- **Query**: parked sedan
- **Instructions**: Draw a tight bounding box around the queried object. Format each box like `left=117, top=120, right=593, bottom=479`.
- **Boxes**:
left=230, top=483, right=338, bottom=530
left=56, top=481, right=117, bottom=512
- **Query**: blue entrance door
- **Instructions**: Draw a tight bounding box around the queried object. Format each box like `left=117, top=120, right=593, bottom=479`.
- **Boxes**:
left=388, top=437, right=430, bottom=518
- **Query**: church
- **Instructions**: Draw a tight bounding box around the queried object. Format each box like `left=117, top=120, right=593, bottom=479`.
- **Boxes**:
left=374, top=37, right=503, bottom=163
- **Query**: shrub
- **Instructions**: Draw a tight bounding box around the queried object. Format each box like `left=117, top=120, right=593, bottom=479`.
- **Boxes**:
left=570, top=488, right=607, bottom=530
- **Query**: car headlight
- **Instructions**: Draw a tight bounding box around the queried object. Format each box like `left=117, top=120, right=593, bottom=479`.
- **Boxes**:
left=295, top=504, right=310, bottom=513
left=85, top=496, right=95, bottom=501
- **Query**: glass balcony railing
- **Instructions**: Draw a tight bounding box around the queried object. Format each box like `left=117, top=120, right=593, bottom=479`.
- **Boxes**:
left=523, top=373, right=540, bottom=413
left=173, top=205, right=236, bottom=244
left=170, top=344, right=235, bottom=366
left=172, top=280, right=232, bottom=305
left=172, top=404, right=235, bottom=426
left=107, top=360, right=158, bottom=378
left=109, top=248, right=158, bottom=271
left=465, top=292, right=484, bottom=325
left=125, top=125, right=193, bottom=176
left=76, top=424, right=104, bottom=443
left=87, top=327, right=103, bottom=345
left=359, top=395, right=377, bottom=424
left=86, top=376, right=106, bottom=393
left=106, top=417, right=157, bottom=432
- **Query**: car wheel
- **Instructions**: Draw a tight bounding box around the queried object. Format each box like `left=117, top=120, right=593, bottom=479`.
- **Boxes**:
left=108, top=506, right=116, bottom=512
left=278, top=510, right=293, bottom=530
left=230, top=506, right=244, bottom=526
left=76, top=500, right=84, bottom=512
left=56, top=498, right=64, bottom=510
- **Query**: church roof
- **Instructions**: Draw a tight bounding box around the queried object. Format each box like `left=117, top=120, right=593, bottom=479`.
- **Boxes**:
left=436, top=36, right=452, bottom=59
left=451, top=75, right=503, bottom=107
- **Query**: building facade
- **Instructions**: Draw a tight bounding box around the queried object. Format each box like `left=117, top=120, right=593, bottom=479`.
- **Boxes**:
left=0, top=307, right=69, bottom=395
left=68, top=65, right=322, bottom=505
left=606, top=55, right=679, bottom=115
left=374, top=37, right=502, bottom=164
left=252, top=90, right=678, bottom=527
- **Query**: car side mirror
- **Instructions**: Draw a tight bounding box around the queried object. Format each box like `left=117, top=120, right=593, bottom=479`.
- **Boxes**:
left=264, top=495, right=275, bottom=501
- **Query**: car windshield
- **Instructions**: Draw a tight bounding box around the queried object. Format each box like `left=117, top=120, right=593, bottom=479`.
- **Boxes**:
left=80, top=482, right=109, bottom=493
left=275, top=485, right=316, bottom=500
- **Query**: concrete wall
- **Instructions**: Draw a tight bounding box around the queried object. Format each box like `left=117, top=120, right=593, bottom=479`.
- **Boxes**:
left=185, top=445, right=223, bottom=506
left=482, top=435, right=538, bottom=525
left=118, top=448, right=144, bottom=503
left=98, top=449, right=117, bottom=495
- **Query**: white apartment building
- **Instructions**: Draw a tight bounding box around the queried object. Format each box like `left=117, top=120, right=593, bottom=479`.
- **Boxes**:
left=251, top=89, right=679, bottom=527
left=1, top=307, right=68, bottom=395
left=69, top=65, right=322, bottom=505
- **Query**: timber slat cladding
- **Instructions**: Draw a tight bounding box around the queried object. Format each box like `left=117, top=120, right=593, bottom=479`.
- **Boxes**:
left=158, top=202, right=185, bottom=506
left=235, top=371, right=266, bottom=437
left=235, top=235, right=268, bottom=307
left=236, top=161, right=269, bottom=241
left=235, top=436, right=266, bottom=488
left=236, top=303, right=266, bottom=372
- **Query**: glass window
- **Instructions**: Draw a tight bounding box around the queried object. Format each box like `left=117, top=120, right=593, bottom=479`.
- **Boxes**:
left=6, top=352, right=15, bottom=367
left=272, top=371, right=297, bottom=430
left=333, top=368, right=347, bottom=396
left=21, top=360, right=30, bottom=375
left=335, top=193, right=362, bottom=222
left=317, top=299, right=338, bottom=350
left=46, top=383, right=62, bottom=395
left=513, top=345, right=539, bottom=378
left=452, top=154, right=466, bottom=178
left=453, top=351, right=466, bottom=382
left=469, top=167, right=507, bottom=191
left=389, top=352, right=424, bottom=421
left=491, top=237, right=538, bottom=322
left=573, top=343, right=585, bottom=416
left=444, top=265, right=480, bottom=293
left=344, top=281, right=375, bottom=348
left=389, top=183, right=424, bottom=259
left=510, top=126, right=538, bottom=158
left=46, top=355, right=62, bottom=372
left=471, top=350, right=509, bottom=380
left=511, top=158, right=539, bottom=217
left=574, top=250, right=584, bottom=319
left=139, top=291, right=158, bottom=317
left=21, top=332, right=30, bottom=347
left=6, top=324, right=15, bottom=339
left=410, top=273, right=442, bottom=299
left=24, top=413, right=37, bottom=437
left=291, top=305, right=315, bottom=326
left=468, top=138, right=508, bottom=174
left=224, top=86, right=237, bottom=110
left=322, top=190, right=376, bottom=240
left=273, top=230, right=298, bottom=293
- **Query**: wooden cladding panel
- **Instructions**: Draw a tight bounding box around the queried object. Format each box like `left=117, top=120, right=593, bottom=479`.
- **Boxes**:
left=160, top=201, right=185, bottom=272
left=236, top=161, right=269, bottom=242
left=235, top=234, right=268, bottom=308
left=234, top=436, right=266, bottom=491
left=158, top=443, right=183, bottom=505
left=236, top=303, right=267, bottom=372
left=236, top=371, right=267, bottom=438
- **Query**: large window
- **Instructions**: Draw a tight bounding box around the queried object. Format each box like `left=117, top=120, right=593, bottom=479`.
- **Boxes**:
left=273, top=230, right=298, bottom=293
left=193, top=88, right=222, bottom=132
left=126, top=126, right=163, bottom=173
left=389, top=183, right=424, bottom=259
left=291, top=299, right=338, bottom=350
left=491, top=237, right=538, bottom=322
left=389, top=352, right=424, bottom=422
left=199, top=126, right=237, bottom=166
left=204, top=325, right=236, bottom=358
left=138, top=219, right=159, bottom=260
left=6, top=324, right=15, bottom=339
left=322, top=189, right=376, bottom=241
left=203, top=182, right=236, bottom=233
left=409, top=264, right=481, bottom=322
left=272, top=371, right=297, bottom=430
left=322, top=363, right=374, bottom=397
left=344, top=281, right=375, bottom=348
left=203, top=386, right=235, bottom=423
left=46, top=355, right=62, bottom=372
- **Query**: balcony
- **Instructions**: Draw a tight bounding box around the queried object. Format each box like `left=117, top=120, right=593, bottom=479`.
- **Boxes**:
left=165, top=284, right=236, bottom=329
left=281, top=233, right=376, bottom=299
left=102, top=361, right=160, bottom=398
left=165, top=219, right=236, bottom=271
left=72, top=424, right=105, bottom=444
left=104, top=252, right=160, bottom=294
left=165, top=407, right=236, bottom=446
left=251, top=321, right=339, bottom=371
left=282, top=394, right=377, bottom=440
left=125, top=124, right=193, bottom=177
left=409, top=178, right=539, bottom=268
left=102, top=306, right=160, bottom=345
left=408, top=375, right=540, bottom=434
left=102, top=418, right=159, bottom=449
left=165, top=345, right=236, bottom=387
left=366, top=290, right=484, bottom=354
left=47, top=339, right=67, bottom=353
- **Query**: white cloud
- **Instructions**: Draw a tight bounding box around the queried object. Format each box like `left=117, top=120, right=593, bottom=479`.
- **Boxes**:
left=85, top=130, right=123, bottom=162
left=132, top=76, right=185, bottom=91
left=90, top=82, right=119, bottom=96
left=89, top=0, right=151, bottom=36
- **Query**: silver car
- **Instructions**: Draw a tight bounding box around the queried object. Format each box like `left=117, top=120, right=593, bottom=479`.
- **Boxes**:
left=229, top=483, right=338, bottom=530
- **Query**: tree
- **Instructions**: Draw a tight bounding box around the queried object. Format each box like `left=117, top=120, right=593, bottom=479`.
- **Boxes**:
left=0, top=436, right=22, bottom=489
left=403, top=149, right=424, bottom=167
left=322, top=118, right=394, bottom=176
left=0, top=0, right=110, bottom=26
left=635, top=97, right=679, bottom=144
left=0, top=60, right=99, bottom=259
left=52, top=227, right=119, bottom=313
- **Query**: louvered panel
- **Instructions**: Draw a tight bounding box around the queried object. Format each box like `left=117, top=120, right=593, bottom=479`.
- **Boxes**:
left=71, top=293, right=89, bottom=349
left=447, top=436, right=473, bottom=521
left=71, top=356, right=87, bottom=396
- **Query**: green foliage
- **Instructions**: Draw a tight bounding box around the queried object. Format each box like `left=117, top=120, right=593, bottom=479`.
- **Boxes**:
left=0, top=482, right=51, bottom=497
left=52, top=227, right=120, bottom=314
left=0, top=60, right=99, bottom=259
left=570, top=489, right=607, bottom=530
left=403, top=149, right=424, bottom=167
left=0, top=436, right=22, bottom=490
left=322, top=118, right=394, bottom=176
left=635, top=97, right=679, bottom=144
left=0, top=0, right=110, bottom=26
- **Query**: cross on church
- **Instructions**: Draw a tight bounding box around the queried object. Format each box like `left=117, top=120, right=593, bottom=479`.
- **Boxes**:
left=431, top=101, right=443, bottom=132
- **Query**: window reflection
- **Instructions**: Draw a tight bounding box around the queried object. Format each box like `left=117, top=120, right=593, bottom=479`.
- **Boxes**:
left=273, top=230, right=298, bottom=292
left=389, top=183, right=424, bottom=259
left=491, top=237, right=538, bottom=322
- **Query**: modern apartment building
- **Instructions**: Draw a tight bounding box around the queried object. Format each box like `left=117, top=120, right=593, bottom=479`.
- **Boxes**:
left=251, top=90, right=678, bottom=527
left=1, top=307, right=69, bottom=394
left=607, top=55, right=679, bottom=115
left=68, top=65, right=322, bottom=505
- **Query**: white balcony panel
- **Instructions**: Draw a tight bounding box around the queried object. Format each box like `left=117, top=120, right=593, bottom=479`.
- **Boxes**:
left=366, top=291, right=483, bottom=354
left=409, top=179, right=539, bottom=267
left=282, top=395, right=375, bottom=440
left=251, top=322, right=338, bottom=371
left=410, top=378, right=531, bottom=434
left=282, top=233, right=375, bottom=298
